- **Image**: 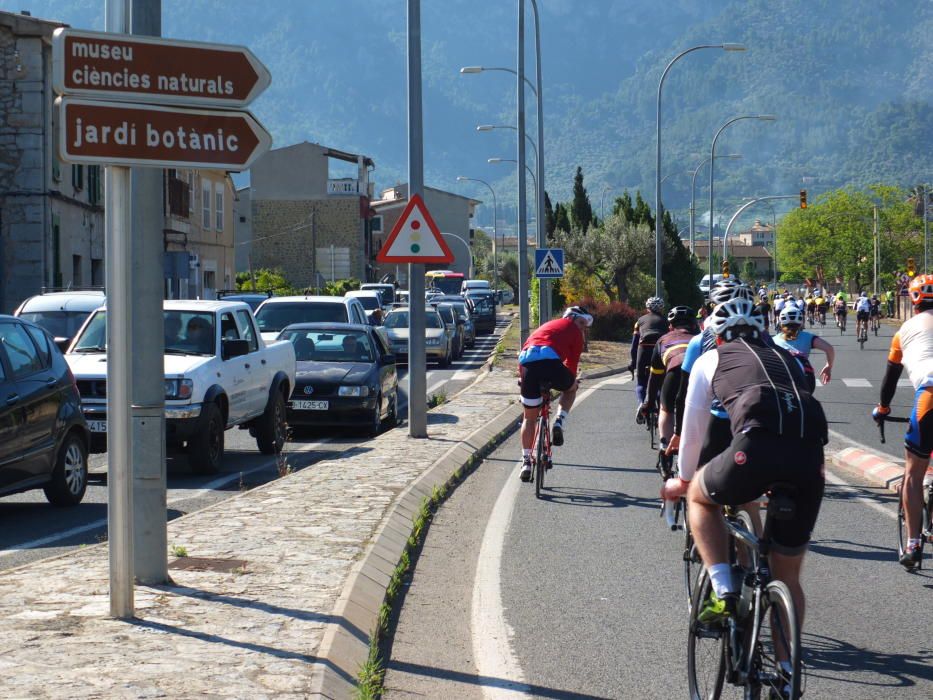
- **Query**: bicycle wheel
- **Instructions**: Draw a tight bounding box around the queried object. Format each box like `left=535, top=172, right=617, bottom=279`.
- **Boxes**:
left=648, top=413, right=657, bottom=450
left=731, top=509, right=760, bottom=574
left=687, top=569, right=727, bottom=700
left=683, top=513, right=700, bottom=610
left=747, top=580, right=801, bottom=700
left=898, top=500, right=930, bottom=568
left=534, top=414, right=547, bottom=499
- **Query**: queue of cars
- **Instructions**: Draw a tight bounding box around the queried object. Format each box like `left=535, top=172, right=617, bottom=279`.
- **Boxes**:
left=4, top=278, right=500, bottom=500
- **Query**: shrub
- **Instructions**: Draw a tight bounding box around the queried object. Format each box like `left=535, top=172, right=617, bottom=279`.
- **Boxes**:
left=578, top=296, right=638, bottom=342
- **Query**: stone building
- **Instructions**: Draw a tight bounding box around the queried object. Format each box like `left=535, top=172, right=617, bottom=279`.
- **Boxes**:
left=371, top=184, right=481, bottom=285
left=247, top=141, right=375, bottom=288
left=735, top=219, right=775, bottom=247
left=0, top=10, right=104, bottom=312
left=0, top=10, right=236, bottom=309
left=692, top=241, right=774, bottom=279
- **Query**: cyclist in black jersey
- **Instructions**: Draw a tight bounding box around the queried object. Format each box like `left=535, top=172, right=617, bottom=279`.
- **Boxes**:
left=662, top=297, right=827, bottom=646
left=629, top=296, right=668, bottom=421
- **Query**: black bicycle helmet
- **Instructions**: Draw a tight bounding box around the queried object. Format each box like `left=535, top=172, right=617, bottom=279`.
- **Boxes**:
left=667, top=305, right=694, bottom=328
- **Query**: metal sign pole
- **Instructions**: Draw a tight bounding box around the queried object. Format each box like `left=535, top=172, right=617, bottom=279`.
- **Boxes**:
left=105, top=0, right=134, bottom=619
left=130, top=0, right=167, bottom=586
left=407, top=0, right=427, bottom=438
left=517, top=0, right=529, bottom=342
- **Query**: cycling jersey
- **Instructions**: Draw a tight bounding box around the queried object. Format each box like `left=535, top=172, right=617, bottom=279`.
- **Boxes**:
left=773, top=330, right=816, bottom=357
left=679, top=338, right=828, bottom=482
left=869, top=300, right=881, bottom=316
left=646, top=328, right=698, bottom=412
left=885, top=309, right=933, bottom=391
left=855, top=297, right=871, bottom=313
left=631, top=311, right=669, bottom=403
left=519, top=317, right=584, bottom=375
left=632, top=312, right=669, bottom=345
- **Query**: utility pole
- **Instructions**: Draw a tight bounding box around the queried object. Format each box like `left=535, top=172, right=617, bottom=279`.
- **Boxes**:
left=873, top=205, right=879, bottom=296
left=516, top=0, right=529, bottom=342
left=129, top=0, right=167, bottom=588
left=407, top=0, right=427, bottom=437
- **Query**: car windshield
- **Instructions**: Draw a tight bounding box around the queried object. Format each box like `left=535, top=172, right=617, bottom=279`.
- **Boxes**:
left=361, top=285, right=393, bottom=306
left=72, top=310, right=216, bottom=355
left=383, top=311, right=443, bottom=329
left=353, top=296, right=380, bottom=311
left=254, top=302, right=347, bottom=332
left=436, top=306, right=455, bottom=324
left=220, top=294, right=266, bottom=310
left=18, top=310, right=91, bottom=340
left=280, top=329, right=375, bottom=363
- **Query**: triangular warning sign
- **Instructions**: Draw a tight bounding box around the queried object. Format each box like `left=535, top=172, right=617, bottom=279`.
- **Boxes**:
left=536, top=250, right=562, bottom=276
left=376, top=194, right=454, bottom=264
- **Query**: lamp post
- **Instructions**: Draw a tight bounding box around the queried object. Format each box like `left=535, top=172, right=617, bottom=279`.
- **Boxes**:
left=460, top=65, right=537, bottom=95
left=456, top=176, right=499, bottom=291
left=708, top=114, right=776, bottom=287
left=655, top=43, right=746, bottom=298
left=720, top=195, right=797, bottom=280
left=488, top=158, right=538, bottom=216
left=476, top=125, right=537, bottom=162
left=689, top=153, right=742, bottom=253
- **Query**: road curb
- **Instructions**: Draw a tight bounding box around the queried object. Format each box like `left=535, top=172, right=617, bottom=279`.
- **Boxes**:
left=307, top=394, right=524, bottom=699
left=308, top=362, right=628, bottom=698
left=828, top=435, right=933, bottom=493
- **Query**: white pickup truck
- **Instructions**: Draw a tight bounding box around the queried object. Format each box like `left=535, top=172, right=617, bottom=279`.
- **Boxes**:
left=65, top=300, right=296, bottom=474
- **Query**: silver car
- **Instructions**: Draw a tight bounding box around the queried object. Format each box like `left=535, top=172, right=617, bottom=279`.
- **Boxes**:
left=382, top=307, right=451, bottom=367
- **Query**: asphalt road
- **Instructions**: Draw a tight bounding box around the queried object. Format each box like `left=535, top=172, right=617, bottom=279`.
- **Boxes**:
left=386, top=369, right=932, bottom=699
left=0, top=317, right=508, bottom=571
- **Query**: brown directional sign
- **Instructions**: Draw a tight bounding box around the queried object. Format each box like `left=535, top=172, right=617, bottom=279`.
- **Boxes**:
left=55, top=97, right=272, bottom=171
left=52, top=28, right=271, bottom=107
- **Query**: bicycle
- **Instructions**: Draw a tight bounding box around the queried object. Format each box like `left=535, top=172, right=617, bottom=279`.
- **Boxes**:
left=645, top=406, right=659, bottom=450
left=657, top=447, right=686, bottom=532
left=530, top=381, right=554, bottom=499
left=878, top=414, right=931, bottom=570
left=836, top=310, right=847, bottom=334
left=857, top=319, right=868, bottom=349
left=817, top=308, right=826, bottom=328
left=688, top=486, right=803, bottom=700
left=870, top=314, right=881, bottom=336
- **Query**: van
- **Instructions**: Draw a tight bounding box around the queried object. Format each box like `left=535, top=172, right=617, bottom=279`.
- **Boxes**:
left=698, top=274, right=724, bottom=295
left=360, top=283, right=395, bottom=308
left=461, top=279, right=491, bottom=295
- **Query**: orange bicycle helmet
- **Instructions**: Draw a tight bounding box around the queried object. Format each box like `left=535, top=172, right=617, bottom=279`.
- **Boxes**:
left=908, top=274, right=933, bottom=305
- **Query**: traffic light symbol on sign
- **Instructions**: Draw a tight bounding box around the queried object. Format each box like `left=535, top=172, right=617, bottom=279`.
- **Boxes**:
left=907, top=257, right=916, bottom=277
left=799, top=190, right=807, bottom=209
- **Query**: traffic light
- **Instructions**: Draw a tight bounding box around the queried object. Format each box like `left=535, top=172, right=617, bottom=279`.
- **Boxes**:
left=721, top=259, right=730, bottom=278
left=907, top=257, right=916, bottom=277
left=799, top=190, right=807, bottom=209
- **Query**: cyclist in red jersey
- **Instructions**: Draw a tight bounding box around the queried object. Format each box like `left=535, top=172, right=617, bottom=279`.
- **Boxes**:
left=517, top=306, right=593, bottom=481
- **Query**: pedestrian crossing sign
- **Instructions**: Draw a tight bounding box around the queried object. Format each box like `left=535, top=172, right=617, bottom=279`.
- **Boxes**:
left=535, top=248, right=564, bottom=279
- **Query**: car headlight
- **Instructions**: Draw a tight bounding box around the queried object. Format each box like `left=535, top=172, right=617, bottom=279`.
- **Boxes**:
left=425, top=338, right=440, bottom=346
left=165, top=378, right=194, bottom=400
left=338, top=386, right=369, bottom=397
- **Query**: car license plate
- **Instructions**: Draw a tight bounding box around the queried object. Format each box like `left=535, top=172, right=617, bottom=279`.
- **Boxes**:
left=88, top=420, right=107, bottom=433
left=292, top=400, right=329, bottom=411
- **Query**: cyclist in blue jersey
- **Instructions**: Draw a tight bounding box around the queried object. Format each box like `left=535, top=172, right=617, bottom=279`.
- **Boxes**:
left=772, top=306, right=835, bottom=391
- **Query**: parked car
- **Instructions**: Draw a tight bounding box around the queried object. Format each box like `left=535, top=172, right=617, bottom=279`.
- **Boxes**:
left=66, top=300, right=296, bottom=474
left=253, top=295, right=369, bottom=343
left=699, top=274, right=724, bottom=296
left=359, top=283, right=396, bottom=309
left=382, top=307, right=451, bottom=367
left=278, top=323, right=398, bottom=436
left=14, top=289, right=106, bottom=351
left=447, top=300, right=475, bottom=348
left=496, top=288, right=515, bottom=304
left=461, top=279, right=491, bottom=295
left=344, top=290, right=385, bottom=325
left=216, top=289, right=273, bottom=310
left=432, top=302, right=464, bottom=360
left=465, top=290, right=497, bottom=333
left=0, top=315, right=89, bottom=506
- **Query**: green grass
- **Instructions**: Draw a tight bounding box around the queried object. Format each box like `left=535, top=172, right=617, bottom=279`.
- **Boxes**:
left=171, top=544, right=188, bottom=558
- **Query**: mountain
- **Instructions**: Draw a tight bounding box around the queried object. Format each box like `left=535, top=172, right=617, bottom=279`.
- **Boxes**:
left=24, top=0, right=933, bottom=229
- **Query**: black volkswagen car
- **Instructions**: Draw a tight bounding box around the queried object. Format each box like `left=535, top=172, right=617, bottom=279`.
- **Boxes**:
left=277, top=323, right=399, bottom=436
left=0, top=315, right=90, bottom=506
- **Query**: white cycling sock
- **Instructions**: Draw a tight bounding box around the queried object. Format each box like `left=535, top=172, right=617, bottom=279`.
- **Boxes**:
left=557, top=409, right=569, bottom=423
left=908, top=537, right=921, bottom=549
left=708, top=563, right=736, bottom=597
left=522, top=448, right=532, bottom=459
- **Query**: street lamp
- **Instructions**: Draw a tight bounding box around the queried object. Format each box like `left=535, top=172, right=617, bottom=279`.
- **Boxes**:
left=655, top=42, right=746, bottom=298
left=488, top=158, right=538, bottom=221
left=456, top=175, right=499, bottom=291
left=720, top=195, right=797, bottom=282
left=708, top=114, right=776, bottom=287
left=460, top=65, right=538, bottom=96
left=689, top=153, right=742, bottom=253
left=476, top=125, right=538, bottom=162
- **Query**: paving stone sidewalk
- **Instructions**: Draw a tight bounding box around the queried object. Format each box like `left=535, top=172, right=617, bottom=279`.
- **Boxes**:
left=0, top=365, right=523, bottom=700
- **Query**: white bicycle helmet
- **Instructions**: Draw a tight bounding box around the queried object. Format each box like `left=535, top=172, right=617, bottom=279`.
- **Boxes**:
left=563, top=305, right=593, bottom=326
left=709, top=278, right=754, bottom=304
left=779, top=305, right=804, bottom=327
left=646, top=296, right=664, bottom=313
left=709, top=297, right=765, bottom=338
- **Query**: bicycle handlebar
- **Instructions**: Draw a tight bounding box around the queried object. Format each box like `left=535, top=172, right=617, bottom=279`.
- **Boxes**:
left=876, top=414, right=909, bottom=444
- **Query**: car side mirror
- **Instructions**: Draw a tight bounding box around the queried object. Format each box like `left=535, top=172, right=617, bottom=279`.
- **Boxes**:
left=54, top=337, right=70, bottom=352
left=222, top=338, right=249, bottom=360
left=382, top=353, right=396, bottom=365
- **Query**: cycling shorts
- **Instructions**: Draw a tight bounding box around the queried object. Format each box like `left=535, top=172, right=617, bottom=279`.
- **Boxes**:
left=659, top=370, right=679, bottom=412
left=905, top=386, right=933, bottom=458
left=856, top=310, right=869, bottom=322
left=869, top=308, right=881, bottom=317
left=519, top=359, right=575, bottom=407
left=698, top=429, right=825, bottom=554
left=835, top=307, right=847, bottom=316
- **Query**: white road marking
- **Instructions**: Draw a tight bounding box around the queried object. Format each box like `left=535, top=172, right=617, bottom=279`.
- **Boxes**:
left=0, top=438, right=333, bottom=558
left=824, top=470, right=897, bottom=521
left=842, top=378, right=872, bottom=388
left=897, top=378, right=913, bottom=387
left=451, top=370, right=475, bottom=381
left=472, top=374, right=630, bottom=699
